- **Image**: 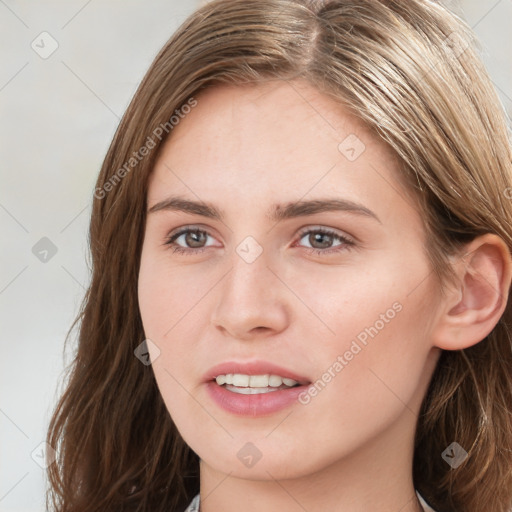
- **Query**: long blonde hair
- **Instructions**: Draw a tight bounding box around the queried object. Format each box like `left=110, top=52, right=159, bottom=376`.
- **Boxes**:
left=46, top=1, right=512, bottom=511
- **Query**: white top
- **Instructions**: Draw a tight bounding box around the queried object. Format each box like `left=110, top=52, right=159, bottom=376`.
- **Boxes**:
left=184, top=491, right=437, bottom=511
left=184, top=493, right=200, bottom=512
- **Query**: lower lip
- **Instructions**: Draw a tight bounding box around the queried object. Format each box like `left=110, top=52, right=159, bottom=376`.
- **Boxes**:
left=205, top=381, right=311, bottom=416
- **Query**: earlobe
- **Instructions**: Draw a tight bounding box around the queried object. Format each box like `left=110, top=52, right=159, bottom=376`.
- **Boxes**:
left=432, top=234, right=512, bottom=351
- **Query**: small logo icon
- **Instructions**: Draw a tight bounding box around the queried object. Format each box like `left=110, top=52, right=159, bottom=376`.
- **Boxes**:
left=441, top=441, right=468, bottom=469
left=443, top=32, right=469, bottom=59
left=236, top=236, right=263, bottom=264
left=31, top=32, right=59, bottom=59
left=338, top=134, right=366, bottom=162
left=237, top=442, right=263, bottom=468
left=134, top=338, right=160, bottom=365
left=31, top=441, right=57, bottom=469
left=32, top=237, right=58, bottom=263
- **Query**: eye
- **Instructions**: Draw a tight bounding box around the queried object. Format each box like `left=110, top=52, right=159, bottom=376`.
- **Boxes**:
left=163, top=227, right=217, bottom=255
left=163, top=226, right=355, bottom=256
left=294, top=227, right=355, bottom=255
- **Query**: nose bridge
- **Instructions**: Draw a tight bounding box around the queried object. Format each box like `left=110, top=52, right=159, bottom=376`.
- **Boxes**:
left=223, top=239, right=275, bottom=310
left=211, top=236, right=288, bottom=337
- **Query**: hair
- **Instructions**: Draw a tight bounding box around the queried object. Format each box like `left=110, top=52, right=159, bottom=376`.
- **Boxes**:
left=46, top=0, right=512, bottom=511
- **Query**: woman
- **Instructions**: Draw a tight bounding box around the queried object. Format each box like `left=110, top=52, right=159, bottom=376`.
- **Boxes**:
left=46, top=1, right=512, bottom=511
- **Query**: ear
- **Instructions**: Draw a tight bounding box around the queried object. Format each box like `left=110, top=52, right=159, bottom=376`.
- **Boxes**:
left=432, top=233, right=512, bottom=350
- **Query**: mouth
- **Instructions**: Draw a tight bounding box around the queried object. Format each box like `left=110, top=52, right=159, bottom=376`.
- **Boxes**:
left=212, top=373, right=306, bottom=394
left=203, top=361, right=312, bottom=415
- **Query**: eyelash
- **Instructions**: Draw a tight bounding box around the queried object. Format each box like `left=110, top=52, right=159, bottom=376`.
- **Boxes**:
left=163, top=226, right=355, bottom=256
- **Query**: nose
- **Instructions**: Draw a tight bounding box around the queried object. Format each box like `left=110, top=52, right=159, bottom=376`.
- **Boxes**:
left=210, top=248, right=289, bottom=340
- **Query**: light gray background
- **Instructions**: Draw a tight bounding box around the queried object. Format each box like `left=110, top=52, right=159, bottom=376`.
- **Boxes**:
left=1, top=1, right=511, bottom=510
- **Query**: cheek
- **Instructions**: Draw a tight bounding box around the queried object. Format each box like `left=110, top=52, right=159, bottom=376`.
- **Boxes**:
left=138, top=254, right=165, bottom=339
left=289, top=252, right=436, bottom=414
left=137, top=251, right=202, bottom=428
left=138, top=249, right=214, bottom=390
left=138, top=249, right=197, bottom=339
left=304, top=295, right=435, bottom=436
left=285, top=250, right=430, bottom=350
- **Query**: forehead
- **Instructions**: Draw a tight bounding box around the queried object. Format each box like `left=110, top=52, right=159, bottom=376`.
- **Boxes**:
left=149, top=80, right=402, bottom=200
left=166, top=80, right=378, bottom=152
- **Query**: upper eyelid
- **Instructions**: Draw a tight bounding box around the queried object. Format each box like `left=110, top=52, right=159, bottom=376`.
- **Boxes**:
left=166, top=224, right=220, bottom=241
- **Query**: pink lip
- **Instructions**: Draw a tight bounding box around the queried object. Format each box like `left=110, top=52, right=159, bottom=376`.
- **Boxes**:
left=205, top=381, right=311, bottom=416
left=203, top=360, right=311, bottom=385
left=203, top=360, right=312, bottom=417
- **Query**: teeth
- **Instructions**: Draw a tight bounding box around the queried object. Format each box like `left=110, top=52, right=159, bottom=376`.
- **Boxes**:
left=216, top=375, right=227, bottom=385
left=249, top=375, right=270, bottom=387
left=215, top=373, right=299, bottom=388
left=268, top=374, right=282, bottom=387
left=224, top=385, right=280, bottom=395
left=232, top=374, right=249, bottom=387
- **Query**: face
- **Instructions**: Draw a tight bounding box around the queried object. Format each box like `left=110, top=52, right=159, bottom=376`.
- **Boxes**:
left=138, top=80, right=442, bottom=481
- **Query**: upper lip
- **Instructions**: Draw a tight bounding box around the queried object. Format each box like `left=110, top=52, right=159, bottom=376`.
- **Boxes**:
left=204, top=360, right=311, bottom=386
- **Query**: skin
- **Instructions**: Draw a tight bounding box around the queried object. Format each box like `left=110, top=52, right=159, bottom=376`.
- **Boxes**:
left=137, top=79, right=511, bottom=512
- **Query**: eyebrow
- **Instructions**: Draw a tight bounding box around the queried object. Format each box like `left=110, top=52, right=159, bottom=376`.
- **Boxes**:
left=147, top=195, right=381, bottom=224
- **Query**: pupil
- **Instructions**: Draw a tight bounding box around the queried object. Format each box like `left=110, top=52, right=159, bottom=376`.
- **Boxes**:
left=186, top=230, right=206, bottom=248
left=311, top=232, right=331, bottom=249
